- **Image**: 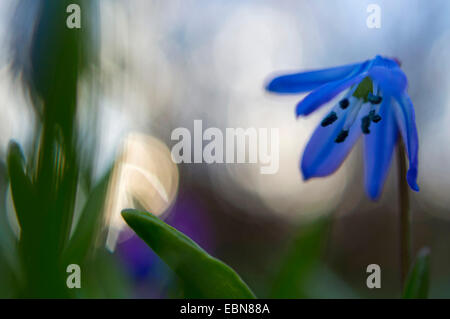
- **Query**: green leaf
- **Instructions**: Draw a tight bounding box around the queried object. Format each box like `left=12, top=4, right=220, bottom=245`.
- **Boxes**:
left=0, top=160, right=20, bottom=296
left=78, top=249, right=132, bottom=299
left=403, top=247, right=430, bottom=299
left=303, top=265, right=359, bottom=299
left=6, top=140, right=38, bottom=232
left=64, top=171, right=111, bottom=264
left=270, top=217, right=329, bottom=298
left=121, top=209, right=256, bottom=299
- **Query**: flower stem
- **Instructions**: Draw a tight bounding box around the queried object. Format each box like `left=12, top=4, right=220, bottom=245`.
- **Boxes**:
left=397, top=141, right=411, bottom=291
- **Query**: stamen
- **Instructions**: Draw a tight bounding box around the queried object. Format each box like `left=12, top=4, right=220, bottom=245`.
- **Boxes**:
left=373, top=82, right=379, bottom=96
left=361, top=115, right=371, bottom=134
left=339, top=98, right=350, bottom=109
left=368, top=110, right=382, bottom=123
left=372, top=114, right=382, bottom=123
left=372, top=114, right=381, bottom=123
left=335, top=130, right=349, bottom=143
left=321, top=111, right=338, bottom=127
left=367, top=93, right=382, bottom=104
left=343, top=98, right=363, bottom=131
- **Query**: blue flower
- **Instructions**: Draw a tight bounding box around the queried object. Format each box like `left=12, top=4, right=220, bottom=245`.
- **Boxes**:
left=266, top=55, right=419, bottom=200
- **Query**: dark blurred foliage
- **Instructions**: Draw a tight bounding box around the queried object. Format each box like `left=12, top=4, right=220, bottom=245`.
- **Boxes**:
left=0, top=0, right=130, bottom=298
left=0, top=0, right=449, bottom=299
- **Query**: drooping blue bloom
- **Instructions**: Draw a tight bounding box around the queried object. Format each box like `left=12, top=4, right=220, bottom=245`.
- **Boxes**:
left=266, top=55, right=419, bottom=200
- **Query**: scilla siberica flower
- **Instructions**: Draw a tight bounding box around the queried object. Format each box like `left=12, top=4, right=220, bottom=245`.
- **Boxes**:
left=266, top=55, right=419, bottom=200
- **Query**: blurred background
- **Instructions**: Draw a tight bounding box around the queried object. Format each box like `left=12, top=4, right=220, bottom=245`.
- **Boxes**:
left=0, top=0, right=450, bottom=298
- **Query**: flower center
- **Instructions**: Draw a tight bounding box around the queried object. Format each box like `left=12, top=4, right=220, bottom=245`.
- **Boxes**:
left=330, top=87, right=383, bottom=143
left=367, top=93, right=382, bottom=104
left=320, top=77, right=385, bottom=143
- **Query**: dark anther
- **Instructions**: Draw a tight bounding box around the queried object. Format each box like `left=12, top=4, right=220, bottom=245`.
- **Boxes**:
left=368, top=110, right=382, bottom=123
left=335, top=130, right=349, bottom=143
left=339, top=98, right=350, bottom=109
left=367, top=93, right=382, bottom=104
left=361, top=116, right=371, bottom=134
left=372, top=114, right=382, bottom=123
left=321, top=111, right=338, bottom=127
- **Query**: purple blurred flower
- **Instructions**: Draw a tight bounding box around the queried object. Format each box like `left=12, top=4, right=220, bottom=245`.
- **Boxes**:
left=117, top=192, right=214, bottom=297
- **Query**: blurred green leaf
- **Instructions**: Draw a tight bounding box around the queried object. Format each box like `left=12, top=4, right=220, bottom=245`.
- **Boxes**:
left=403, top=247, right=430, bottom=299
left=0, top=160, right=19, bottom=297
left=79, top=250, right=132, bottom=299
left=270, top=217, right=329, bottom=298
left=302, top=265, right=359, bottom=298
left=64, top=171, right=111, bottom=265
left=6, top=140, right=38, bottom=232
left=122, top=209, right=256, bottom=299
left=0, top=160, right=16, bottom=256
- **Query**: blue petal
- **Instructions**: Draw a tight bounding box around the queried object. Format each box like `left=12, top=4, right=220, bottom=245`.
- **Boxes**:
left=363, top=101, right=398, bottom=200
left=393, top=94, right=419, bottom=191
left=372, top=55, right=400, bottom=69
left=301, top=103, right=369, bottom=179
left=296, top=62, right=370, bottom=116
left=266, top=62, right=365, bottom=94
left=369, top=66, right=408, bottom=95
